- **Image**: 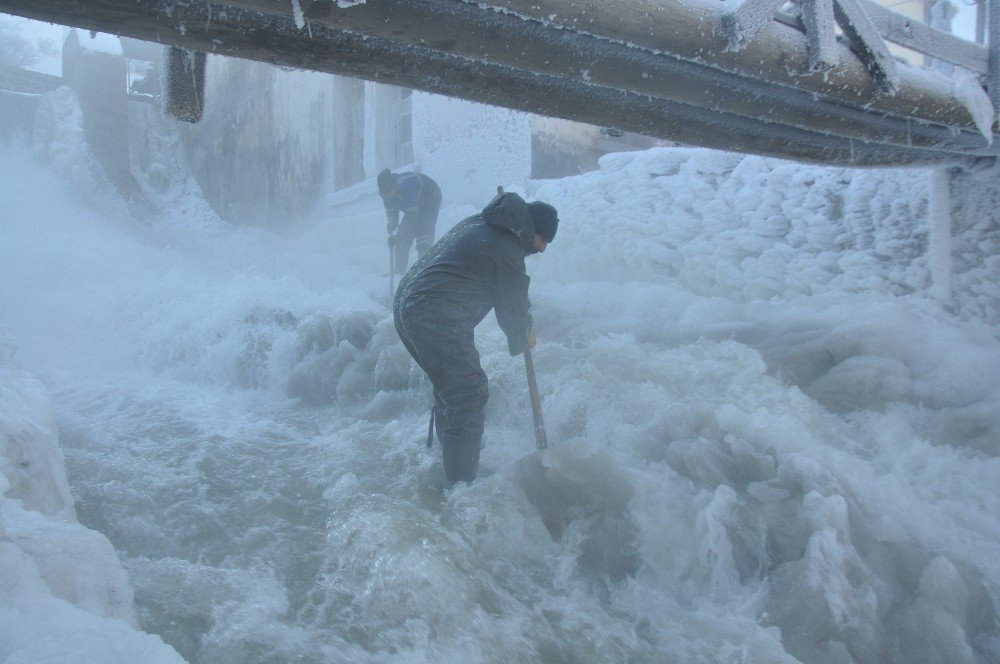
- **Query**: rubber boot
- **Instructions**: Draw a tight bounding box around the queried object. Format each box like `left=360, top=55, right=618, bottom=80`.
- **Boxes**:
left=442, top=443, right=480, bottom=483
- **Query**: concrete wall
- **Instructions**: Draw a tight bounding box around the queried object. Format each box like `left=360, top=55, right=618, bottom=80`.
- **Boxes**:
left=179, top=57, right=333, bottom=229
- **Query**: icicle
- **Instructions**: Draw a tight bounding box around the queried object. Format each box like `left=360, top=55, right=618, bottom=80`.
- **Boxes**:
left=291, top=0, right=305, bottom=29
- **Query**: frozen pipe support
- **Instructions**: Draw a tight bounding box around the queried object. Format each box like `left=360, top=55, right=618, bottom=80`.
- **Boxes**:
left=166, top=47, right=206, bottom=123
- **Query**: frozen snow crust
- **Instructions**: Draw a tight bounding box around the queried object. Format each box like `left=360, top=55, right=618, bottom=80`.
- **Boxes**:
left=0, top=359, right=185, bottom=663
left=2, top=87, right=1000, bottom=663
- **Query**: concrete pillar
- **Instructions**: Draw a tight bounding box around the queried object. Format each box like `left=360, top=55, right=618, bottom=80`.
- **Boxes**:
left=62, top=30, right=133, bottom=197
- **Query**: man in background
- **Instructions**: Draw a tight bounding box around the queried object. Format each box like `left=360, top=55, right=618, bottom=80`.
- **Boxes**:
left=393, top=190, right=559, bottom=483
left=377, top=168, right=442, bottom=275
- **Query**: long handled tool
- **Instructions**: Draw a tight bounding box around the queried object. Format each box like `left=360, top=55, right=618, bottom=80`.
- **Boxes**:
left=495, top=184, right=548, bottom=450
left=524, top=345, right=548, bottom=450
left=388, top=237, right=395, bottom=300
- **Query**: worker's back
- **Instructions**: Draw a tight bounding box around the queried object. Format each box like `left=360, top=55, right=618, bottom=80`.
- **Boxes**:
left=394, top=193, right=534, bottom=352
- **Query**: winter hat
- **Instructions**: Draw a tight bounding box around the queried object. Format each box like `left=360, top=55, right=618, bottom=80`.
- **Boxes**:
left=528, top=201, right=559, bottom=242
left=377, top=168, right=396, bottom=195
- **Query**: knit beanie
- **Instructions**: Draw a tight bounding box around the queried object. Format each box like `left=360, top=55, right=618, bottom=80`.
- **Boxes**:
left=377, top=168, right=396, bottom=195
left=528, top=201, right=559, bottom=242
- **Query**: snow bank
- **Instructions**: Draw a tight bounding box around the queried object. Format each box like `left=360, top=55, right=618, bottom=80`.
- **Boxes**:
left=530, top=147, right=931, bottom=298
left=0, top=354, right=185, bottom=663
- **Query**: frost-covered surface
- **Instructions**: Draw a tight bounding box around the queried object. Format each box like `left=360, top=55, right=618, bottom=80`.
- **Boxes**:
left=948, top=160, right=1000, bottom=323
left=290, top=0, right=305, bottom=29
left=927, top=168, right=952, bottom=301
left=0, top=355, right=185, bottom=663
left=2, top=88, right=1000, bottom=664
left=951, top=70, right=996, bottom=143
left=532, top=149, right=934, bottom=302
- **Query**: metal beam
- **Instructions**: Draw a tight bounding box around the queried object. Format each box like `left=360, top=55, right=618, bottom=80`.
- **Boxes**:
left=833, top=0, right=900, bottom=93
left=0, top=0, right=995, bottom=166
left=801, top=0, right=840, bottom=72
left=480, top=0, right=976, bottom=124
left=165, top=47, right=206, bottom=123
left=858, top=0, right=988, bottom=74
left=230, top=0, right=994, bottom=151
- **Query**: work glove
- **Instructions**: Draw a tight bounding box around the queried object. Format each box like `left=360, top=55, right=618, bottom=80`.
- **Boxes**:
left=527, top=330, right=537, bottom=349
left=386, top=221, right=398, bottom=235
left=387, top=234, right=397, bottom=248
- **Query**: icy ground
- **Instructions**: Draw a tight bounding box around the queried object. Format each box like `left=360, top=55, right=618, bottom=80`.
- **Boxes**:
left=2, top=109, right=1000, bottom=662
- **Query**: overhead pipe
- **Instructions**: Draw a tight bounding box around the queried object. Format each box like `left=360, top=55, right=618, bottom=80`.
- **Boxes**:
left=0, top=0, right=994, bottom=165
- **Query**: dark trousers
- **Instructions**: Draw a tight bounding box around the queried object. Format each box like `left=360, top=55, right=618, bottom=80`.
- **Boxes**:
left=393, top=186, right=442, bottom=274
left=393, top=297, right=488, bottom=482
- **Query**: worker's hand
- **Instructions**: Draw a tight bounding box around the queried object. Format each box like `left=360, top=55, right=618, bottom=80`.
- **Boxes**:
left=386, top=222, right=398, bottom=235
left=387, top=234, right=397, bottom=248
left=527, top=330, right=537, bottom=349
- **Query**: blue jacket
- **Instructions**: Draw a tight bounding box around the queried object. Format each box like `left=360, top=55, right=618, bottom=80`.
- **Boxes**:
left=382, top=172, right=438, bottom=227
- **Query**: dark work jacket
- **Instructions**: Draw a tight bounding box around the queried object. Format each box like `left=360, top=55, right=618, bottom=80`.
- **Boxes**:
left=394, top=192, right=536, bottom=356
